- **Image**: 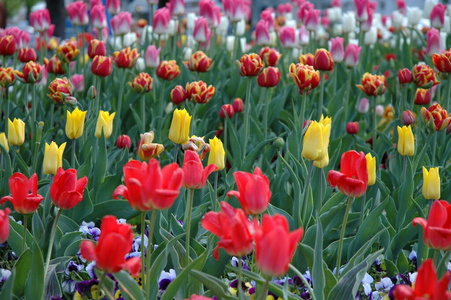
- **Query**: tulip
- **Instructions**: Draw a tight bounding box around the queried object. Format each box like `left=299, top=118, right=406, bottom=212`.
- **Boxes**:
left=223, top=0, right=246, bottom=22
left=354, top=0, right=368, bottom=21
left=407, top=7, right=422, bottom=26
left=394, top=259, right=451, bottom=299
left=430, top=3, right=446, bottom=28
left=182, top=150, right=217, bottom=189
left=227, top=167, right=271, bottom=215
left=219, top=104, right=234, bottom=119
left=156, top=60, right=180, bottom=81
left=330, top=37, right=344, bottom=63
left=8, top=118, right=25, bottom=146
left=257, top=67, right=280, bottom=88
left=182, top=136, right=210, bottom=160
left=233, top=98, right=244, bottom=113
left=18, top=47, right=37, bottom=63
left=397, top=126, right=415, bottom=156
left=208, top=137, right=225, bottom=171
left=412, top=64, right=439, bottom=89
left=153, top=8, right=171, bottom=35
left=342, top=12, right=356, bottom=33
left=91, top=4, right=107, bottom=29
left=66, top=108, right=87, bottom=140
left=186, top=295, right=214, bottom=300
left=112, top=47, right=139, bottom=69
left=237, top=53, right=264, bottom=77
left=193, top=17, right=210, bottom=43
left=0, top=208, right=10, bottom=244
left=346, top=122, right=359, bottom=134
left=305, top=9, right=321, bottom=31
left=0, top=67, right=15, bottom=87
left=344, top=44, right=362, bottom=68
left=137, top=132, right=164, bottom=160
left=414, top=88, right=431, bottom=105
left=169, top=109, right=191, bottom=144
left=185, top=81, right=215, bottom=104
left=255, top=20, right=270, bottom=46
left=1, top=173, right=44, bottom=214
left=299, top=53, right=314, bottom=66
left=50, top=168, right=88, bottom=210
left=422, top=167, right=440, bottom=200
left=145, top=45, right=161, bottom=68
left=327, top=150, right=368, bottom=198
left=95, top=111, right=116, bottom=138
left=87, top=39, right=106, bottom=59
left=314, top=49, right=334, bottom=71
left=48, top=77, right=75, bottom=104
left=289, top=63, right=320, bottom=94
left=279, top=26, right=296, bottom=48
left=297, top=2, right=313, bottom=23
left=113, top=159, right=183, bottom=211
left=356, top=73, right=386, bottom=97
left=129, top=73, right=153, bottom=94
left=433, top=50, right=451, bottom=73
left=421, top=103, right=451, bottom=131
left=202, top=202, right=253, bottom=260
left=71, top=74, right=84, bottom=93
left=413, top=201, right=451, bottom=251
left=111, top=12, right=132, bottom=36
left=45, top=55, right=65, bottom=75
left=66, top=1, right=89, bottom=26
left=199, top=0, right=220, bottom=27
left=107, top=0, right=121, bottom=15
left=358, top=98, right=369, bottom=113
left=30, top=9, right=51, bottom=32
left=402, top=110, right=416, bottom=126
left=116, top=134, right=131, bottom=149
left=254, top=214, right=303, bottom=277
left=365, top=153, right=376, bottom=186
left=0, top=132, right=8, bottom=152
left=427, top=28, right=441, bottom=56
left=57, top=41, right=79, bottom=63
left=91, top=55, right=112, bottom=77
left=302, top=117, right=331, bottom=162
left=15, top=61, right=42, bottom=83
left=80, top=216, right=141, bottom=275
left=398, top=68, right=412, bottom=84
left=364, top=27, right=377, bottom=45
left=185, top=51, right=212, bottom=72
left=43, top=141, right=67, bottom=175
left=0, top=35, right=16, bottom=56
left=171, top=85, right=187, bottom=105
left=258, top=47, right=281, bottom=67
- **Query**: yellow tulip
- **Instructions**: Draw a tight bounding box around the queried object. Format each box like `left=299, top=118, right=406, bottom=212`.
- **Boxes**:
left=366, top=153, right=376, bottom=186
left=95, top=111, right=116, bottom=138
left=302, top=115, right=331, bottom=162
left=313, top=152, right=329, bottom=168
left=423, top=166, right=440, bottom=200
left=0, top=132, right=9, bottom=152
left=7, top=118, right=25, bottom=146
left=397, top=126, right=415, bottom=156
left=66, top=108, right=87, bottom=139
left=169, top=109, right=191, bottom=144
left=43, top=141, right=67, bottom=175
left=208, top=136, right=225, bottom=171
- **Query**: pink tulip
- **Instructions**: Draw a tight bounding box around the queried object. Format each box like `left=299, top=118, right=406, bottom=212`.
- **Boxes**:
left=91, top=4, right=107, bottom=29
left=344, top=44, right=362, bottom=67
left=305, top=9, right=320, bottom=31
left=427, top=28, right=441, bottom=56
left=5, top=27, right=29, bottom=48
left=430, top=3, right=446, bottom=29
left=193, top=17, right=210, bottom=43
left=90, top=0, right=103, bottom=8
left=107, top=0, right=121, bottom=15
left=361, top=7, right=373, bottom=32
left=153, top=8, right=171, bottom=35
left=279, top=26, right=296, bottom=48
left=222, top=0, right=246, bottom=22
left=260, top=8, right=274, bottom=31
left=321, top=16, right=330, bottom=30
left=71, top=74, right=84, bottom=93
left=30, top=9, right=51, bottom=32
left=297, top=2, right=314, bottom=23
left=397, top=0, right=406, bottom=14
left=145, top=45, right=161, bottom=68
left=354, top=0, right=369, bottom=21
left=330, top=37, right=344, bottom=63
left=358, top=97, right=369, bottom=113
left=277, top=3, right=292, bottom=16
left=168, top=0, right=185, bottom=16
left=255, top=20, right=270, bottom=46
left=67, top=1, right=89, bottom=26
left=199, top=0, right=221, bottom=27
left=111, top=12, right=132, bottom=36
left=331, top=0, right=341, bottom=7
left=298, top=26, right=309, bottom=46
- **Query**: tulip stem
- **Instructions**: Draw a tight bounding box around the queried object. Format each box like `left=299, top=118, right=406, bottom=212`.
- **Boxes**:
left=318, top=168, right=323, bottom=211
left=96, top=271, right=107, bottom=300
left=431, top=132, right=437, bottom=166
left=22, top=214, right=28, bottom=254
left=32, top=85, right=37, bottom=151
left=263, top=88, right=273, bottom=138
left=359, top=193, right=367, bottom=226
left=173, top=143, right=178, bottom=163
left=258, top=277, right=270, bottom=300
left=336, top=197, right=353, bottom=277
left=4, top=87, right=8, bottom=132
left=299, top=92, right=307, bottom=140
left=115, top=69, right=125, bottom=139
left=141, top=94, right=146, bottom=132
left=402, top=156, right=407, bottom=184
left=213, top=172, right=218, bottom=211
left=140, top=211, right=146, bottom=292
left=433, top=249, right=440, bottom=265
left=237, top=257, right=243, bottom=297
left=301, top=161, right=314, bottom=227
left=243, top=78, right=252, bottom=158
left=44, top=208, right=62, bottom=281
left=372, top=96, right=377, bottom=149
left=318, top=72, right=325, bottom=119
left=158, top=80, right=166, bottom=123
left=71, top=139, right=76, bottom=169
left=446, top=76, right=451, bottom=111
left=437, top=251, right=451, bottom=277
left=145, top=209, right=158, bottom=297
left=96, top=74, right=102, bottom=114
left=185, top=189, right=195, bottom=267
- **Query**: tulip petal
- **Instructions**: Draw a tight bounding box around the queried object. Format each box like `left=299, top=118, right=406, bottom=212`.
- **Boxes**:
left=80, top=240, right=97, bottom=262
left=415, top=259, right=437, bottom=296
left=113, top=185, right=129, bottom=200
left=121, top=257, right=141, bottom=276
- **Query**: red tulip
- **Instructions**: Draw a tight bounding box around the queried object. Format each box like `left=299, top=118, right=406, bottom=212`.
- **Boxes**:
left=433, top=50, right=451, bottom=73
left=398, top=68, right=413, bottom=84
left=257, top=67, right=280, bottom=88
left=91, top=55, right=112, bottom=77
left=237, top=53, right=264, bottom=77
left=0, top=35, right=16, bottom=56
left=1, top=173, right=44, bottom=214
left=313, top=48, right=334, bottom=71
left=112, top=47, right=139, bottom=69
left=327, top=150, right=368, bottom=198
left=413, top=200, right=451, bottom=251
left=15, top=61, right=42, bottom=83
left=219, top=104, right=234, bottom=119
left=393, top=259, right=451, bottom=300
left=0, top=208, right=11, bottom=244
left=421, top=103, right=451, bottom=131
left=232, top=98, right=243, bottom=113
left=156, top=60, right=180, bottom=81
left=201, top=201, right=253, bottom=260
left=18, top=47, right=37, bottom=63
left=80, top=215, right=141, bottom=275
left=227, top=167, right=271, bottom=215
left=113, top=159, right=184, bottom=211
left=254, top=214, right=303, bottom=277
left=182, top=150, right=217, bottom=189
left=87, top=39, right=106, bottom=59
left=185, top=81, right=215, bottom=104
left=171, top=85, right=187, bottom=105
left=346, top=122, right=359, bottom=134
left=50, top=168, right=88, bottom=210
left=185, top=295, right=214, bottom=300
left=116, top=134, right=132, bottom=149
left=45, top=55, right=65, bottom=75
left=414, top=88, right=431, bottom=105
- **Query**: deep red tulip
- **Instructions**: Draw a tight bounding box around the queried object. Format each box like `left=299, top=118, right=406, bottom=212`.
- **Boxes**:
left=413, top=200, right=451, bottom=251
left=15, top=61, right=42, bottom=83
left=202, top=201, right=253, bottom=260
left=219, top=104, right=234, bottom=119
left=0, top=208, right=11, bottom=244
left=257, top=67, right=280, bottom=88
left=227, top=167, right=271, bottom=215
left=237, top=53, right=264, bottom=77
left=398, top=68, right=412, bottom=84
left=113, top=159, right=184, bottom=211
left=18, top=47, right=37, bottom=63
left=156, top=60, right=180, bottom=81
left=259, top=47, right=281, bottom=67
left=414, top=88, right=431, bottom=105
left=87, top=39, right=106, bottom=59
left=313, top=48, right=334, bottom=71
left=1, top=173, right=44, bottom=214
left=327, top=150, right=368, bottom=198
left=421, top=103, right=451, bottom=131
left=116, top=134, right=131, bottom=149
left=182, top=150, right=217, bottom=189
left=171, top=85, right=187, bottom=105
left=254, top=214, right=303, bottom=277
left=394, top=259, right=451, bottom=300
left=80, top=215, right=141, bottom=275
left=50, top=168, right=88, bottom=210
left=185, top=51, right=212, bottom=72
left=45, top=55, right=65, bottom=75
left=232, top=98, right=243, bottom=113
left=401, top=110, right=415, bottom=126
left=433, top=50, right=451, bottom=73
left=91, top=55, right=112, bottom=77
left=112, top=47, right=139, bottom=69
left=346, top=122, right=359, bottom=134
left=0, top=35, right=16, bottom=56
left=412, top=64, right=440, bottom=89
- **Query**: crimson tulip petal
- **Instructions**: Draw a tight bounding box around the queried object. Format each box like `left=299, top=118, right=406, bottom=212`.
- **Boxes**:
left=75, top=176, right=88, bottom=194
left=415, top=259, right=437, bottom=296
left=425, top=226, right=451, bottom=250
left=201, top=164, right=218, bottom=187
left=435, top=271, right=451, bottom=299
left=113, top=185, right=129, bottom=200
left=340, top=151, right=361, bottom=177
left=56, top=191, right=83, bottom=210
left=121, top=257, right=141, bottom=276
left=152, top=189, right=180, bottom=210
left=337, top=176, right=366, bottom=198
left=327, top=170, right=345, bottom=188
left=428, top=200, right=448, bottom=228
left=0, top=196, right=12, bottom=206
left=201, top=211, right=222, bottom=237
left=393, top=285, right=415, bottom=300
left=80, top=240, right=97, bottom=262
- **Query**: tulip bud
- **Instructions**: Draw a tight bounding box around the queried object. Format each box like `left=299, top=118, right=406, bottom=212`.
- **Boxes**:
left=66, top=108, right=87, bottom=140
left=169, top=109, right=191, bottom=144
left=48, top=77, right=74, bottom=104
left=0, top=35, right=16, bottom=56
left=0, top=132, right=9, bottom=153
left=398, top=68, right=413, bottom=84
left=185, top=51, right=212, bottom=72
left=208, top=136, right=225, bottom=171
left=113, top=47, right=139, bottom=69
left=274, top=137, right=285, bottom=150
left=423, top=167, right=440, bottom=200
left=358, top=98, right=370, bottom=113
left=397, top=126, right=415, bottom=156
left=237, top=53, right=264, bottom=77
left=220, top=104, right=234, bottom=119
left=116, top=134, right=132, bottom=149
left=91, top=55, right=112, bottom=77
left=289, top=63, right=320, bottom=94
left=7, top=118, right=25, bottom=146
left=299, top=53, right=314, bottom=66
left=0, top=67, right=15, bottom=87
left=412, top=64, right=440, bottom=89
left=137, top=131, right=164, bottom=160
left=18, top=47, right=37, bottom=63
left=171, top=85, right=187, bottom=105
left=313, top=48, right=334, bottom=71
left=401, top=110, right=416, bottom=126
left=414, top=88, right=431, bottom=105
left=346, top=122, right=359, bottom=134
left=257, top=67, right=281, bottom=88
left=365, top=153, right=376, bottom=186
left=129, top=72, right=153, bottom=93
left=376, top=105, right=384, bottom=117
left=95, top=111, right=116, bottom=138
left=185, top=81, right=215, bottom=104
left=88, top=39, right=106, bottom=59
left=45, top=55, right=65, bottom=75
left=15, top=61, right=42, bottom=83
left=233, top=98, right=244, bottom=113
left=43, top=141, right=67, bottom=175
left=145, top=45, right=161, bottom=68
left=356, top=73, right=386, bottom=97
left=302, top=117, right=331, bottom=162
left=156, top=60, right=180, bottom=81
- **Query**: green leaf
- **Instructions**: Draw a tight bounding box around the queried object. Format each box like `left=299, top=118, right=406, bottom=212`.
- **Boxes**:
left=56, top=232, right=82, bottom=257
left=93, top=132, right=107, bottom=198
left=115, top=271, right=145, bottom=300
left=189, top=270, right=234, bottom=300
left=64, top=239, right=83, bottom=257
left=312, top=212, right=325, bottom=300
left=84, top=200, right=140, bottom=222
left=25, top=238, right=44, bottom=300
left=12, top=249, right=32, bottom=298
left=44, top=269, right=62, bottom=300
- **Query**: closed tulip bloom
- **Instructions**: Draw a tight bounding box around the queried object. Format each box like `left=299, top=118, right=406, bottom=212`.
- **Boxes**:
left=95, top=111, right=116, bottom=138
left=302, top=118, right=331, bottom=162
left=398, top=68, right=412, bottom=84
left=356, top=73, right=386, bottom=97
left=394, top=258, right=451, bottom=300
left=185, top=51, right=212, bottom=73
left=237, top=53, right=264, bottom=77
left=57, top=41, right=79, bottom=63
left=43, top=141, right=67, bottom=175
left=397, top=126, right=415, bottom=156
left=427, top=28, right=441, bottom=56
left=259, top=47, right=281, bottom=67
left=412, top=64, right=439, bottom=89
left=87, top=39, right=106, bottom=59
left=1, top=173, right=44, bottom=214
left=107, top=0, right=121, bottom=15
left=185, top=81, right=215, bottom=104
left=169, top=109, right=191, bottom=144
left=279, top=26, right=296, bottom=48
left=0, top=208, right=10, bottom=244
left=18, top=47, right=36, bottom=63
left=402, top=110, right=416, bottom=126
left=254, top=214, right=303, bottom=277
left=300, top=54, right=314, bottom=66
left=257, top=67, right=280, bottom=88
left=413, top=201, right=451, bottom=251
left=48, top=77, right=75, bottom=104
left=30, top=9, right=51, bottom=32
left=51, top=168, right=88, bottom=209
left=171, top=85, right=187, bottom=105
left=201, top=202, right=253, bottom=260
left=116, top=134, right=131, bottom=149
left=111, top=12, right=132, bottom=36
left=153, top=7, right=171, bottom=35
left=255, top=20, right=270, bottom=46
left=113, top=47, right=139, bottom=69
left=421, top=103, right=451, bottom=131
left=66, top=108, right=87, bottom=139
left=0, top=35, right=16, bottom=56
left=0, top=67, right=15, bottom=87
left=289, top=63, right=320, bottom=94
left=433, top=50, right=451, bottom=73
left=430, top=3, right=446, bottom=28
left=145, top=45, right=161, bottom=68
left=129, top=72, right=153, bottom=93
left=137, top=132, right=164, bottom=161
left=330, top=37, right=344, bottom=63
left=80, top=216, right=141, bottom=276
left=233, top=98, right=244, bottom=113
left=182, top=150, right=217, bottom=189
left=207, top=137, right=225, bottom=171
left=156, top=60, right=180, bottom=81
left=66, top=1, right=89, bottom=26
left=0, top=132, right=8, bottom=152
left=8, top=118, right=25, bottom=146
left=314, top=49, right=334, bottom=71
left=365, top=153, right=376, bottom=186
left=344, top=44, right=362, bottom=68
left=346, top=122, right=359, bottom=134
left=113, top=159, right=184, bottom=211
left=327, top=150, right=368, bottom=198
left=91, top=4, right=107, bottom=29
left=423, top=167, right=440, bottom=200
left=193, top=17, right=210, bottom=43
left=91, top=55, right=112, bottom=77
left=414, top=88, right=431, bottom=105
left=227, top=167, right=271, bottom=215
left=15, top=61, right=42, bottom=83
left=219, top=104, right=234, bottom=119
left=45, top=55, right=65, bottom=75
